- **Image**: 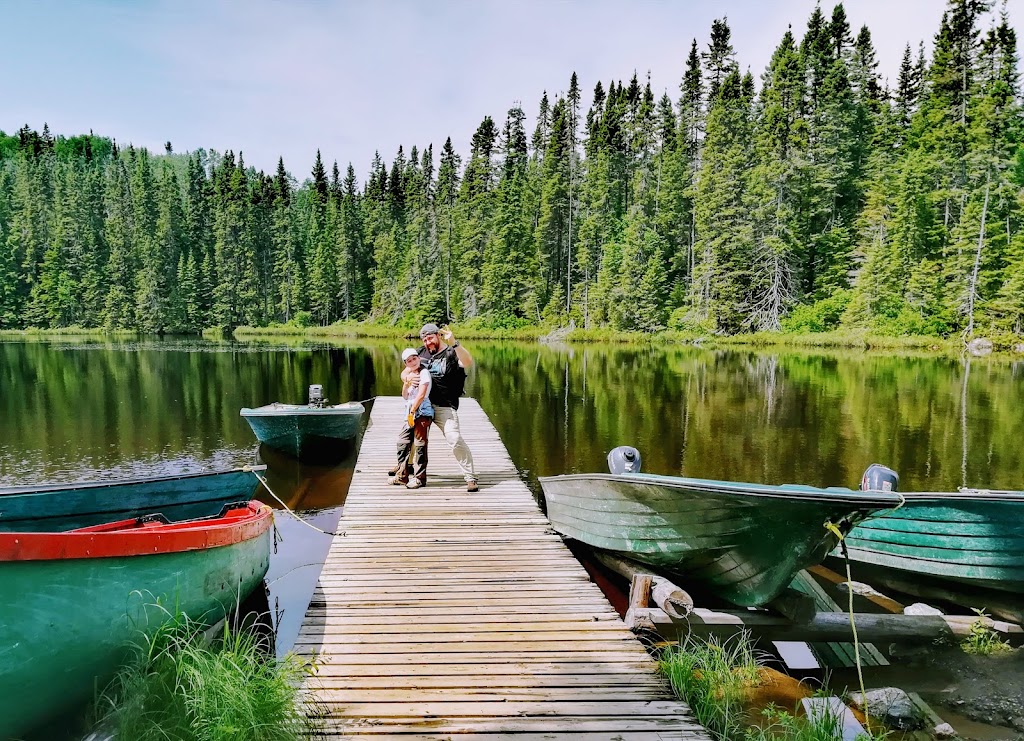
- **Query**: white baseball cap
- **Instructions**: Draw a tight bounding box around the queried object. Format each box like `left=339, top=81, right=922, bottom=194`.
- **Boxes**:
left=401, top=348, right=418, bottom=361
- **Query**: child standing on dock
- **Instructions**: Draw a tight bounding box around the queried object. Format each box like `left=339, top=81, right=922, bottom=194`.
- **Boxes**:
left=390, top=348, right=433, bottom=489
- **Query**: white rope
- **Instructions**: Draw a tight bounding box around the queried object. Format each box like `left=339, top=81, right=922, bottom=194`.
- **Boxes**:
left=250, top=470, right=342, bottom=537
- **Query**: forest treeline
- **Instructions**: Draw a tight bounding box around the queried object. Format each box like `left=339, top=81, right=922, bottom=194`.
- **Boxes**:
left=1, top=0, right=1022, bottom=336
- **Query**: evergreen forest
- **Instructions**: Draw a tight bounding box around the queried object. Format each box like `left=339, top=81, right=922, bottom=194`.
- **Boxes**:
left=1, top=1, right=1022, bottom=338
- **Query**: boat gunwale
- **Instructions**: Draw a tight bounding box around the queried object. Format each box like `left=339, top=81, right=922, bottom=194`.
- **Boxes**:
left=240, top=403, right=365, bottom=417
left=895, top=490, right=1024, bottom=503
left=0, top=466, right=266, bottom=497
left=0, top=502, right=273, bottom=561
left=539, top=473, right=901, bottom=507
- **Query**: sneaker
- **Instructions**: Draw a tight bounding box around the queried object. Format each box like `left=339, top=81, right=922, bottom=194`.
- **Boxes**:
left=466, top=479, right=479, bottom=492
left=388, top=476, right=407, bottom=486
left=406, top=479, right=424, bottom=489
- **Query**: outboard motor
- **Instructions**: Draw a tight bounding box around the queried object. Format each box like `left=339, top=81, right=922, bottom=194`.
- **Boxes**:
left=308, top=384, right=328, bottom=408
left=607, top=446, right=642, bottom=475
left=860, top=463, right=899, bottom=492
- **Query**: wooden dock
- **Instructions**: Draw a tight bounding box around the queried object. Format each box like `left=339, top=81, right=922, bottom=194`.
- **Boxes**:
left=295, top=396, right=708, bottom=739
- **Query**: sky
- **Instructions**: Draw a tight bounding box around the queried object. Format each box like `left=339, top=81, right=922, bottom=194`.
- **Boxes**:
left=3, top=1, right=1021, bottom=179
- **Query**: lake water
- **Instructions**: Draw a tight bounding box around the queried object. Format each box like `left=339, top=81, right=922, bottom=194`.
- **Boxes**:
left=2, top=337, right=1024, bottom=656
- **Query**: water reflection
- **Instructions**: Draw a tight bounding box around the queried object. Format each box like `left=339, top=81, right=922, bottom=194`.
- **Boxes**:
left=3, top=338, right=1023, bottom=492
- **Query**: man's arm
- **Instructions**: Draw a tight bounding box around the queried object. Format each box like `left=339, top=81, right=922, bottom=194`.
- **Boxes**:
left=441, top=328, right=473, bottom=368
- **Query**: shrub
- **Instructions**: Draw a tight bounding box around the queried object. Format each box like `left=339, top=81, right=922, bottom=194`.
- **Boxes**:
left=289, top=311, right=314, bottom=328
left=781, top=291, right=852, bottom=334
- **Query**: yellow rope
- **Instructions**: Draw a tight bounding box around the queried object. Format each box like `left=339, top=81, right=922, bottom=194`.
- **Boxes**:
left=824, top=520, right=872, bottom=734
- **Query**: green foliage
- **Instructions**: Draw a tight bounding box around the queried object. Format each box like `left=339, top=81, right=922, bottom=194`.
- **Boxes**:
left=961, top=608, right=1014, bottom=656
left=781, top=291, right=852, bottom=333
left=289, top=310, right=314, bottom=328
left=660, top=633, right=761, bottom=739
left=93, top=615, right=313, bottom=740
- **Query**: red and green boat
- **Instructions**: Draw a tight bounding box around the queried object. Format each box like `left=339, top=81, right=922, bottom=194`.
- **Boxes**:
left=0, top=465, right=265, bottom=533
left=0, top=501, right=273, bottom=740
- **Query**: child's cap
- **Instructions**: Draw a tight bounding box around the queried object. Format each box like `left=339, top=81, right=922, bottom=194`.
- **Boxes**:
left=401, top=348, right=418, bottom=362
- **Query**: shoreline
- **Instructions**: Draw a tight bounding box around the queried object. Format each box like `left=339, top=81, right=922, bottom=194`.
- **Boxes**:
left=3, top=324, right=1022, bottom=356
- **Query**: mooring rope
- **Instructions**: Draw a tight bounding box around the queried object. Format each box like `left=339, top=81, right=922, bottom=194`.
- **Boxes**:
left=248, top=469, right=342, bottom=537
left=824, top=520, right=871, bottom=734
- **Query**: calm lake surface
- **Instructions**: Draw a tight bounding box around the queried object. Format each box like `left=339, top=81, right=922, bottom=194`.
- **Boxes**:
left=3, top=337, right=1024, bottom=653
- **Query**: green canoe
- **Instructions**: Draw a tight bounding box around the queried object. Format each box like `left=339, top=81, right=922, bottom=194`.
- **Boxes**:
left=843, top=489, right=1024, bottom=593
left=0, top=465, right=265, bottom=533
left=240, top=402, right=364, bottom=460
left=539, top=472, right=901, bottom=607
left=0, top=501, right=273, bottom=739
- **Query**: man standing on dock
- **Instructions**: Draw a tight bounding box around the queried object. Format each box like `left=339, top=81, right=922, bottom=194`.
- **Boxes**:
left=416, top=323, right=478, bottom=492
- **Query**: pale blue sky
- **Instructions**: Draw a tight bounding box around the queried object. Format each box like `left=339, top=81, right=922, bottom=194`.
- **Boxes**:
left=3, top=1, right=1020, bottom=178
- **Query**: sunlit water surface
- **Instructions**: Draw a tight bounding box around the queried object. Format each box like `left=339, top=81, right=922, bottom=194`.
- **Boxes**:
left=3, top=337, right=1024, bottom=657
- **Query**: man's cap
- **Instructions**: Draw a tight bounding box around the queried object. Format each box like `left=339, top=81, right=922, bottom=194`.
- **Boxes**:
left=401, top=348, right=418, bottom=361
left=420, top=323, right=440, bottom=338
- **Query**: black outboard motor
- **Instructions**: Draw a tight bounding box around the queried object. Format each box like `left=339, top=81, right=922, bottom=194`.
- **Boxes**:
left=308, top=384, right=328, bottom=408
left=607, top=446, right=642, bottom=475
left=860, top=463, right=899, bottom=492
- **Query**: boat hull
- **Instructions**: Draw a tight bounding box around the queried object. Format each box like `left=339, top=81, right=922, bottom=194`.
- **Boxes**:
left=539, top=473, right=900, bottom=607
left=241, top=403, right=364, bottom=460
left=844, top=492, right=1024, bottom=593
left=0, top=467, right=263, bottom=533
left=0, top=506, right=272, bottom=739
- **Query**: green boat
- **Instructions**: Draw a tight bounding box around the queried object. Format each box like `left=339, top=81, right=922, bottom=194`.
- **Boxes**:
left=0, top=465, right=265, bottom=533
left=240, top=401, right=364, bottom=460
left=539, top=447, right=901, bottom=607
left=0, top=501, right=273, bottom=740
left=843, top=489, right=1024, bottom=594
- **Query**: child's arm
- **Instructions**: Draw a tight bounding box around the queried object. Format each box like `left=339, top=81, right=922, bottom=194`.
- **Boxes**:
left=401, top=369, right=413, bottom=399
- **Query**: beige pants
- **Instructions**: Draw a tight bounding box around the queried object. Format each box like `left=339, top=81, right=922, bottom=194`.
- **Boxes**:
left=431, top=406, right=476, bottom=481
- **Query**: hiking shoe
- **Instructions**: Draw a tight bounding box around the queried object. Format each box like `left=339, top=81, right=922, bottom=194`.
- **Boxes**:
left=406, top=479, right=424, bottom=490
left=466, top=479, right=479, bottom=492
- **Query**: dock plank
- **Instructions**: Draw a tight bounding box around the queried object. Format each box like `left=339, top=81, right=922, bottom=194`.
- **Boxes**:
left=299, top=396, right=707, bottom=738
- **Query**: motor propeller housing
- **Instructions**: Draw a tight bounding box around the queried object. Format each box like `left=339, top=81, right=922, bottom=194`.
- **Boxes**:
left=860, top=463, right=899, bottom=492
left=607, top=446, right=642, bottom=475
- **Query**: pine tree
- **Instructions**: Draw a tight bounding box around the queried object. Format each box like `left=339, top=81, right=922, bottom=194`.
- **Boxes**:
left=102, top=156, right=136, bottom=329
left=458, top=117, right=499, bottom=317
left=692, top=69, right=752, bottom=331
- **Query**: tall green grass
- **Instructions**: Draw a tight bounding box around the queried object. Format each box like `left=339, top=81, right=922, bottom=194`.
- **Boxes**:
left=92, top=615, right=314, bottom=740
left=660, top=633, right=762, bottom=739
left=660, top=634, right=889, bottom=740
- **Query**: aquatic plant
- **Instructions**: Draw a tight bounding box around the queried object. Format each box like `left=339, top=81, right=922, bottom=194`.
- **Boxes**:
left=743, top=697, right=890, bottom=741
left=92, top=614, right=314, bottom=740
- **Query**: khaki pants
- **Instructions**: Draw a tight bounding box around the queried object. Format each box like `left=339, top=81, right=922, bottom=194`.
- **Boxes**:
left=431, top=406, right=476, bottom=481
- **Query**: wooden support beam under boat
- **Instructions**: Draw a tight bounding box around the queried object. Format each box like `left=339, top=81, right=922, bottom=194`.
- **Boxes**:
left=631, top=606, right=1024, bottom=646
left=766, top=587, right=817, bottom=624
left=594, top=552, right=694, bottom=619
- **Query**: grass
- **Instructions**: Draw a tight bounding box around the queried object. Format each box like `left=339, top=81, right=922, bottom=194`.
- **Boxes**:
left=92, top=614, right=315, bottom=740
left=960, top=608, right=1014, bottom=656
left=659, top=633, right=763, bottom=739
left=660, top=634, right=892, bottom=740
left=744, top=700, right=889, bottom=741
left=0, top=326, right=137, bottom=337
